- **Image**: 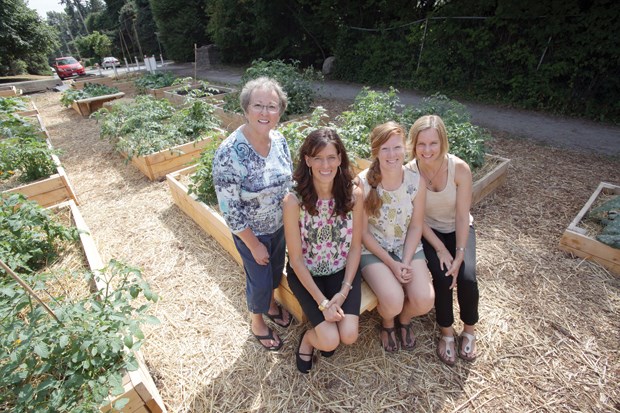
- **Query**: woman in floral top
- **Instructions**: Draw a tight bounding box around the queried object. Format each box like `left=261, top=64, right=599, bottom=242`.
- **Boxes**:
left=357, top=121, right=434, bottom=352
left=213, top=77, right=293, bottom=352
left=283, top=128, right=363, bottom=373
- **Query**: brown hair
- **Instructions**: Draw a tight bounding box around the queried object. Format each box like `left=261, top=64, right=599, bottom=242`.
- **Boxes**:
left=407, top=115, right=449, bottom=161
left=363, top=121, right=406, bottom=217
left=293, top=128, right=354, bottom=216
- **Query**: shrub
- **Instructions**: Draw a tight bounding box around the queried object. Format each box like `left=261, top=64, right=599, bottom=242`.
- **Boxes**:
left=223, top=59, right=323, bottom=118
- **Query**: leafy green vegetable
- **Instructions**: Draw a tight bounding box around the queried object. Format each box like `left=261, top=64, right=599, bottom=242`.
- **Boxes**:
left=60, top=83, right=120, bottom=107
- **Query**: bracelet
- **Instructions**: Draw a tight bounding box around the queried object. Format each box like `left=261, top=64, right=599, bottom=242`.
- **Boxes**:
left=338, top=292, right=347, bottom=300
left=318, top=299, right=330, bottom=312
left=342, top=281, right=353, bottom=291
left=456, top=247, right=466, bottom=252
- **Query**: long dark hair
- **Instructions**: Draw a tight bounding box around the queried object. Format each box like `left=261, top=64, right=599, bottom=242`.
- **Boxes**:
left=293, top=128, right=354, bottom=216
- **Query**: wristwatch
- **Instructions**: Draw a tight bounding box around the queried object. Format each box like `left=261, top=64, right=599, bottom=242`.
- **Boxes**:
left=318, top=299, right=329, bottom=312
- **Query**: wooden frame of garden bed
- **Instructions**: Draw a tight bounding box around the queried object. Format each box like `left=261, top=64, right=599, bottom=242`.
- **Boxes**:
left=166, top=165, right=378, bottom=323
left=0, top=85, right=23, bottom=97
left=3, top=132, right=79, bottom=208
left=559, top=182, right=620, bottom=274
left=121, top=133, right=224, bottom=181
left=71, top=92, right=125, bottom=117
left=10, top=96, right=39, bottom=116
left=50, top=200, right=167, bottom=413
left=163, top=84, right=236, bottom=106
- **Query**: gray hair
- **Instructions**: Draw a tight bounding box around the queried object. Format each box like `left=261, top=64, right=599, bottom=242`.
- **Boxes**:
left=239, top=76, right=288, bottom=115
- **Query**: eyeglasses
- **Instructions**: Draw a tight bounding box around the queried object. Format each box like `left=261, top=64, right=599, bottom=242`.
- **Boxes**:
left=249, top=103, right=280, bottom=114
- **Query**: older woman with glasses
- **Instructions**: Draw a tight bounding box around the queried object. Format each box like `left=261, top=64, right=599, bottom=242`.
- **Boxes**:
left=213, top=77, right=293, bottom=352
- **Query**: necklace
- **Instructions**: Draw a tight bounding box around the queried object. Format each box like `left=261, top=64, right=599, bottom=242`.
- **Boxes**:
left=419, top=156, right=445, bottom=186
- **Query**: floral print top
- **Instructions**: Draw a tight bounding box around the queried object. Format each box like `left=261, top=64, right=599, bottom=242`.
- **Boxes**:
left=358, top=167, right=423, bottom=259
left=213, top=127, right=292, bottom=235
left=299, top=198, right=353, bottom=277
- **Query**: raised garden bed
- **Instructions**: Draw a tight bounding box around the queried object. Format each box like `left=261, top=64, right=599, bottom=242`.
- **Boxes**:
left=559, top=182, right=620, bottom=274
left=1, top=119, right=79, bottom=207
left=147, top=84, right=179, bottom=99
left=59, top=200, right=167, bottom=412
left=166, top=165, right=378, bottom=322
left=71, top=92, right=125, bottom=117
left=122, top=136, right=222, bottom=181
left=0, top=85, right=23, bottom=97
left=351, top=154, right=511, bottom=205
left=163, top=84, right=236, bottom=106
left=73, top=79, right=137, bottom=95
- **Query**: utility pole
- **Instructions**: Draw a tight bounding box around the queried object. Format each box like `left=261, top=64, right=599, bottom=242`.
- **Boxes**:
left=132, top=18, right=144, bottom=62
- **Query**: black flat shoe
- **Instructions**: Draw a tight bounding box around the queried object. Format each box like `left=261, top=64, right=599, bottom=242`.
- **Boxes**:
left=296, top=331, right=314, bottom=373
left=320, top=349, right=335, bottom=358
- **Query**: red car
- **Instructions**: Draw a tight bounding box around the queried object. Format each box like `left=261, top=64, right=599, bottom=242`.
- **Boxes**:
left=53, top=56, right=86, bottom=80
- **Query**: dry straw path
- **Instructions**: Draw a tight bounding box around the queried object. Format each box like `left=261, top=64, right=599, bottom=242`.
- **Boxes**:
left=33, top=91, right=619, bottom=413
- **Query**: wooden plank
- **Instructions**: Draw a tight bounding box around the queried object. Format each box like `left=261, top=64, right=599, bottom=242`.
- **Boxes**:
left=472, top=154, right=511, bottom=205
left=72, top=92, right=125, bottom=117
left=559, top=182, right=620, bottom=274
left=213, top=106, right=245, bottom=132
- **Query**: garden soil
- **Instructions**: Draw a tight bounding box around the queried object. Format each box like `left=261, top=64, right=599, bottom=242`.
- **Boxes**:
left=28, top=75, right=620, bottom=412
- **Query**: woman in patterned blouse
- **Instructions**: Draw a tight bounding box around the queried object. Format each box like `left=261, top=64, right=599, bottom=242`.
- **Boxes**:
left=213, top=77, right=293, bottom=352
left=356, top=121, right=435, bottom=352
left=283, top=128, right=364, bottom=373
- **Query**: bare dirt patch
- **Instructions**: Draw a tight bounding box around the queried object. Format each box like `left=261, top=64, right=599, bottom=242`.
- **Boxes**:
left=32, top=91, right=620, bottom=413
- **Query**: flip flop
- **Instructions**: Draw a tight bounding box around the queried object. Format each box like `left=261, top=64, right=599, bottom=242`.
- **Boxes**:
left=458, top=332, right=477, bottom=362
left=266, top=303, right=292, bottom=328
left=436, top=335, right=456, bottom=367
left=252, top=327, right=283, bottom=351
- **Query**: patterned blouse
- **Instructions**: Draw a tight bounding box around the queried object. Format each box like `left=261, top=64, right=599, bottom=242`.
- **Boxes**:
left=299, top=198, right=353, bottom=277
left=358, top=167, right=423, bottom=259
left=213, top=127, right=292, bottom=236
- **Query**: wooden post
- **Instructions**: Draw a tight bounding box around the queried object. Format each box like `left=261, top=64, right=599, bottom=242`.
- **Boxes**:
left=416, top=18, right=429, bottom=73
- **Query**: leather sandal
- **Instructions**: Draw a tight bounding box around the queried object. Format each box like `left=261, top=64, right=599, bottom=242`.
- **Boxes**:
left=296, top=331, right=314, bottom=373
left=458, top=332, right=477, bottom=362
left=379, top=325, right=399, bottom=352
left=397, top=319, right=417, bottom=351
left=436, top=335, right=456, bottom=366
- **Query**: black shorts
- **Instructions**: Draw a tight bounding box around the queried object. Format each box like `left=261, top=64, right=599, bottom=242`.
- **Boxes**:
left=286, top=262, right=362, bottom=327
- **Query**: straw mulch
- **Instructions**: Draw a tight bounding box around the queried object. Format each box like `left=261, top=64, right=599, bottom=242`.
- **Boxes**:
left=32, top=91, right=619, bottom=413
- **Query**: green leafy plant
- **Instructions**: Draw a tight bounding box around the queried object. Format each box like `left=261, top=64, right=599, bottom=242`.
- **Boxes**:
left=93, top=95, right=222, bottom=159
left=277, top=106, right=329, bottom=169
left=336, top=87, right=402, bottom=159
left=223, top=59, right=323, bottom=119
left=134, top=71, right=178, bottom=94
left=0, top=114, right=57, bottom=182
left=0, top=193, right=79, bottom=273
left=170, top=77, right=224, bottom=99
left=188, top=135, right=225, bottom=206
left=0, top=96, right=29, bottom=114
left=0, top=259, right=160, bottom=413
left=60, top=83, right=120, bottom=107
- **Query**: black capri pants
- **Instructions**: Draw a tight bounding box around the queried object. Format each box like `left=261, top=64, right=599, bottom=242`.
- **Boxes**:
left=421, top=226, right=479, bottom=328
left=286, top=262, right=362, bottom=328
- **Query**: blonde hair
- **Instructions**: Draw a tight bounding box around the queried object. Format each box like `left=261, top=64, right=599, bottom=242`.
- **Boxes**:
left=407, top=115, right=449, bottom=161
left=364, top=121, right=406, bottom=217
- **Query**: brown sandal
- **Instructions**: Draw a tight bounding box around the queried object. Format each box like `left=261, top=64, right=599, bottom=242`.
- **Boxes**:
left=379, top=325, right=399, bottom=352
left=397, top=320, right=417, bottom=351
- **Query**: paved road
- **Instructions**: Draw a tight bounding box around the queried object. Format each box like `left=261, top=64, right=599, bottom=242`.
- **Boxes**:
left=163, top=62, right=620, bottom=157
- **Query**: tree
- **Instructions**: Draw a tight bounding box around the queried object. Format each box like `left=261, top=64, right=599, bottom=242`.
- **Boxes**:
left=74, top=30, right=112, bottom=60
left=0, top=0, right=59, bottom=75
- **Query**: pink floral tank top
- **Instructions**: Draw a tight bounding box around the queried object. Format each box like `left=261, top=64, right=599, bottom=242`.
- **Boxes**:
left=299, top=198, right=353, bottom=276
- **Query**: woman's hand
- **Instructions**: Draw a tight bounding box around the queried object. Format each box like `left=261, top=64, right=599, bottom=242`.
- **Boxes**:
left=390, top=260, right=413, bottom=283
left=323, top=301, right=345, bottom=322
left=436, top=249, right=454, bottom=272
left=250, top=242, right=270, bottom=266
left=445, top=253, right=463, bottom=289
